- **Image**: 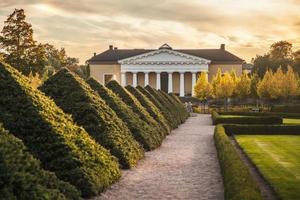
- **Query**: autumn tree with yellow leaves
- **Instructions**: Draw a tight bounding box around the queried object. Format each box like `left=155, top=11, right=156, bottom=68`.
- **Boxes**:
left=193, top=72, right=212, bottom=100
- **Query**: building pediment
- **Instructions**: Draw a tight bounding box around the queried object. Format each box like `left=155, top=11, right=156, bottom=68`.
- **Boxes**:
left=118, top=49, right=211, bottom=65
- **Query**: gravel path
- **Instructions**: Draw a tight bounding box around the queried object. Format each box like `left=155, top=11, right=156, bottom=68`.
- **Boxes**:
left=93, top=114, right=224, bottom=200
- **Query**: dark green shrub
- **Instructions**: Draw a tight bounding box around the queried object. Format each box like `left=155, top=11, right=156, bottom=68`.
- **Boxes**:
left=223, top=124, right=300, bottom=135
left=106, top=80, right=164, bottom=147
left=271, top=104, right=300, bottom=113
left=125, top=85, right=170, bottom=135
left=0, top=124, right=81, bottom=200
left=214, top=125, right=263, bottom=200
left=40, top=69, right=144, bottom=169
left=136, top=86, right=175, bottom=129
left=219, top=111, right=300, bottom=119
left=0, top=63, right=120, bottom=197
left=212, top=111, right=282, bottom=125
left=86, top=78, right=161, bottom=150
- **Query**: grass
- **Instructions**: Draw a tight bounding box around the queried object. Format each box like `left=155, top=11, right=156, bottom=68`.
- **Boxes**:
left=283, top=118, right=300, bottom=124
left=236, top=135, right=300, bottom=200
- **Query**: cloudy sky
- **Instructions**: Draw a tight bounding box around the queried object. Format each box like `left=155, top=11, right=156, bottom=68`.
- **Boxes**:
left=1, top=0, right=300, bottom=64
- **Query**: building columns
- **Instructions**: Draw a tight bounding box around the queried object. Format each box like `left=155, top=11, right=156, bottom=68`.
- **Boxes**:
left=132, top=72, right=137, bottom=87
left=168, top=72, right=173, bottom=93
left=121, top=72, right=126, bottom=86
left=180, top=72, right=185, bottom=97
left=144, top=72, right=149, bottom=86
left=156, top=72, right=161, bottom=90
left=192, top=72, right=197, bottom=96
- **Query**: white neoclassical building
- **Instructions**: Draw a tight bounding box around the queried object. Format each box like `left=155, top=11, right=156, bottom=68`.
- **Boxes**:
left=87, top=44, right=244, bottom=97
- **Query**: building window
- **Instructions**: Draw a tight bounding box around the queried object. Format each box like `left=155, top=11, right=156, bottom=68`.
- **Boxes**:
left=104, top=74, right=114, bottom=85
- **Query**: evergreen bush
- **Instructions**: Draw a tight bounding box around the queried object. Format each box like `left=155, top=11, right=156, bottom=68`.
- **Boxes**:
left=0, top=62, right=120, bottom=197
left=125, top=85, right=170, bottom=135
left=106, top=80, right=164, bottom=147
left=86, top=78, right=162, bottom=150
left=0, top=124, right=81, bottom=200
left=40, top=69, right=144, bottom=169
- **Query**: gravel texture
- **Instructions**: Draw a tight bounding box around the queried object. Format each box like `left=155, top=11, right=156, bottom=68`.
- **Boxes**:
left=92, top=114, right=224, bottom=200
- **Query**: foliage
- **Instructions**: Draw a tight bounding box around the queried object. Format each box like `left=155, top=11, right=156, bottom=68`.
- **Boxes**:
left=271, top=104, right=300, bottom=113
left=235, top=72, right=251, bottom=99
left=212, top=68, right=222, bottom=96
left=257, top=66, right=299, bottom=100
left=211, top=111, right=282, bottom=125
left=219, top=111, right=300, bottom=119
left=0, top=9, right=46, bottom=76
left=125, top=85, right=170, bottom=135
left=214, top=125, right=263, bottom=200
left=0, top=62, right=121, bottom=197
left=236, top=135, right=300, bottom=200
left=193, top=72, right=212, bottom=100
left=106, top=80, right=164, bottom=148
left=40, top=69, right=144, bottom=169
left=215, top=73, right=235, bottom=99
left=86, top=78, right=161, bottom=151
left=136, top=85, right=176, bottom=129
left=0, top=124, right=81, bottom=200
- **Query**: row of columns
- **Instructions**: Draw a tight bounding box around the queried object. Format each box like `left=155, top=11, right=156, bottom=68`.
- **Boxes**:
left=121, top=72, right=200, bottom=97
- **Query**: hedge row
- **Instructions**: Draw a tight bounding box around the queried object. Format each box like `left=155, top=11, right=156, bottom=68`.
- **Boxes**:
left=219, top=111, right=300, bottom=119
left=212, top=111, right=283, bottom=125
left=126, top=85, right=170, bottom=135
left=271, top=104, right=300, bottom=113
left=0, top=124, right=81, bottom=200
left=223, top=124, right=300, bottom=135
left=106, top=80, right=164, bottom=148
left=87, top=78, right=161, bottom=151
left=0, top=63, right=121, bottom=197
left=136, top=86, right=177, bottom=129
left=214, top=125, right=264, bottom=200
left=40, top=69, right=144, bottom=169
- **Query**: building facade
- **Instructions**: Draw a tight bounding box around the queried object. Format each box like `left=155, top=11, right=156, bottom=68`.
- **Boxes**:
left=87, top=44, right=244, bottom=97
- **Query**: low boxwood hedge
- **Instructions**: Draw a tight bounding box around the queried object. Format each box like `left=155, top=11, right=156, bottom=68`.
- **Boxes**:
left=40, top=69, right=144, bottom=169
left=212, top=111, right=283, bottom=125
left=125, top=85, right=170, bottom=135
left=223, top=124, right=300, bottom=135
left=0, top=124, right=81, bottom=200
left=0, top=63, right=121, bottom=197
left=87, top=78, right=161, bottom=151
left=214, top=125, right=263, bottom=200
left=219, top=111, right=300, bottom=119
left=271, top=104, right=300, bottom=113
left=136, top=86, right=176, bottom=129
left=106, top=80, right=164, bottom=148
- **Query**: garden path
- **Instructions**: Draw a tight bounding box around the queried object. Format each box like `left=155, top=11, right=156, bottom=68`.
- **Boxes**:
left=93, top=114, right=224, bottom=200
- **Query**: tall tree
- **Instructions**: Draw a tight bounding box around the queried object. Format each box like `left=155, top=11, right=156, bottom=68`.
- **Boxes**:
left=194, top=72, right=212, bottom=100
left=235, top=72, right=251, bottom=99
left=0, top=9, right=46, bottom=75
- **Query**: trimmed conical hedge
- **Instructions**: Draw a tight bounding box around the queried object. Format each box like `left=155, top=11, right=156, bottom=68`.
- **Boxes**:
left=106, top=80, right=164, bottom=147
left=136, top=86, right=176, bottom=129
left=125, top=85, right=170, bottom=135
left=40, top=69, right=144, bottom=169
left=0, top=124, right=81, bottom=200
left=144, top=85, right=181, bottom=127
left=169, top=93, right=189, bottom=121
left=0, top=63, right=120, bottom=197
left=86, top=78, right=160, bottom=150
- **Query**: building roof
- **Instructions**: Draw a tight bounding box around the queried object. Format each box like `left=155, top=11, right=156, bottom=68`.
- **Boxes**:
left=87, top=44, right=244, bottom=64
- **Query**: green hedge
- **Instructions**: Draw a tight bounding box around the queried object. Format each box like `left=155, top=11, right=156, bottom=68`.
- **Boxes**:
left=125, top=85, right=170, bottom=135
left=136, top=86, right=175, bottom=129
left=144, top=86, right=180, bottom=128
left=219, top=111, right=300, bottom=119
left=0, top=63, right=120, bottom=197
left=223, top=124, right=300, bottom=135
left=271, top=104, right=300, bottom=113
left=214, top=125, right=263, bottom=200
left=40, top=69, right=144, bottom=169
left=0, top=124, right=81, bottom=200
left=87, top=78, right=161, bottom=151
left=212, top=111, right=283, bottom=125
left=106, top=80, right=164, bottom=148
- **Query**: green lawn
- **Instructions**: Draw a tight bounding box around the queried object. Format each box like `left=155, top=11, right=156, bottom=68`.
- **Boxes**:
left=283, top=118, right=300, bottom=124
left=236, top=135, right=300, bottom=200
